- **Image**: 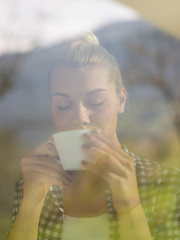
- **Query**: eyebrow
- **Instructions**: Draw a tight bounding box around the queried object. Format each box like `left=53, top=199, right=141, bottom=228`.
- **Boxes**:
left=52, top=93, right=69, bottom=97
left=52, top=89, right=107, bottom=97
left=87, top=89, right=108, bottom=96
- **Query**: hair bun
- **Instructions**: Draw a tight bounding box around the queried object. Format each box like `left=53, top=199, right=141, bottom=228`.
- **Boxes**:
left=72, top=30, right=99, bottom=47
left=82, top=31, right=99, bottom=45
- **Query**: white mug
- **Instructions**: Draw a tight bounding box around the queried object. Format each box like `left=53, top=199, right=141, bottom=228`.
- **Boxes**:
left=53, top=129, right=91, bottom=171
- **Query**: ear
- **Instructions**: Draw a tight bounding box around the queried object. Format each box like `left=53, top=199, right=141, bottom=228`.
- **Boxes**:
left=117, top=88, right=127, bottom=114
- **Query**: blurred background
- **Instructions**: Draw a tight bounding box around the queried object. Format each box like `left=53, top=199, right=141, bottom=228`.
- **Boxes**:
left=0, top=0, right=180, bottom=238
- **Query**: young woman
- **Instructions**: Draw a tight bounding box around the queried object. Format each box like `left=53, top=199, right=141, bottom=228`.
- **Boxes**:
left=7, top=33, right=180, bottom=240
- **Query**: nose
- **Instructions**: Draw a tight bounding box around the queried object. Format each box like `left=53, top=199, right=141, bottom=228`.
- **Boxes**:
left=72, top=102, right=90, bottom=129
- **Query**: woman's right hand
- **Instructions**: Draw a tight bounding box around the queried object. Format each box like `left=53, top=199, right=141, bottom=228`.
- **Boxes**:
left=21, top=139, right=70, bottom=207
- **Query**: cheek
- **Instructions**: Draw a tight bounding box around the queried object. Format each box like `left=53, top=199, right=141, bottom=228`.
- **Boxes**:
left=99, top=100, right=119, bottom=117
left=91, top=102, right=119, bottom=128
left=51, top=105, right=72, bottom=131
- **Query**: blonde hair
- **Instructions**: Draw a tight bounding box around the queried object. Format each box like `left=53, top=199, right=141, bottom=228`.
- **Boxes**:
left=51, top=31, right=123, bottom=92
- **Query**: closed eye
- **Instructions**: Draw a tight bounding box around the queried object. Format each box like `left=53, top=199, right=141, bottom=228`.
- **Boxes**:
left=86, top=91, right=107, bottom=107
left=58, top=104, right=72, bottom=110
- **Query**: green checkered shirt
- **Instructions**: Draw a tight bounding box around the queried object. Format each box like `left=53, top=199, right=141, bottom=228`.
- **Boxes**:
left=8, top=146, right=180, bottom=239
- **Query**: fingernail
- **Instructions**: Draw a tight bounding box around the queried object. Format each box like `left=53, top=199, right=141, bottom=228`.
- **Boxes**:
left=83, top=132, right=91, bottom=138
left=47, top=140, right=55, bottom=146
left=81, top=160, right=88, bottom=166
left=91, top=129, right=101, bottom=136
left=82, top=144, right=90, bottom=149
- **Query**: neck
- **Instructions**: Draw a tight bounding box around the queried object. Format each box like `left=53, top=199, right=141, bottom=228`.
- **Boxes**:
left=112, top=133, right=121, bottom=148
left=66, top=171, right=106, bottom=196
left=63, top=171, right=108, bottom=217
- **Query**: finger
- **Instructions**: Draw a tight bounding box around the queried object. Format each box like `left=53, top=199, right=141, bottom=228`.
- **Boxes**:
left=81, top=158, right=119, bottom=182
left=82, top=147, right=128, bottom=177
left=83, top=130, right=129, bottom=160
left=27, top=141, right=59, bottom=159
left=24, top=169, right=70, bottom=186
left=47, top=136, right=56, bottom=146
left=22, top=156, right=70, bottom=178
left=82, top=135, right=130, bottom=168
left=22, top=155, right=71, bottom=185
left=48, top=135, right=55, bottom=142
left=22, top=161, right=68, bottom=181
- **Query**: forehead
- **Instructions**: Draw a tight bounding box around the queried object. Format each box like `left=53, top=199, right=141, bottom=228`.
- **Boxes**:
left=50, top=66, right=114, bottom=94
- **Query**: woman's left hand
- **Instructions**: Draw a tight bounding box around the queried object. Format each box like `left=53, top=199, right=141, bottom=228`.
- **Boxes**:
left=82, top=129, right=140, bottom=215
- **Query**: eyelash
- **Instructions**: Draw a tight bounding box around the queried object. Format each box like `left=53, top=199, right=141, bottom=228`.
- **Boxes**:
left=58, top=105, right=71, bottom=110
left=57, top=101, right=104, bottom=111
left=88, top=101, right=104, bottom=107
